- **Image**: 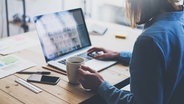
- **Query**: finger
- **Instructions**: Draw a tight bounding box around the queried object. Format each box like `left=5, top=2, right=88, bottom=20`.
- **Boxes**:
left=87, top=47, right=99, bottom=52
left=94, top=54, right=107, bottom=59
left=81, top=65, right=96, bottom=73
left=78, top=78, right=88, bottom=89
left=78, top=68, right=88, bottom=83
left=87, top=47, right=102, bottom=53
left=78, top=68, right=87, bottom=75
left=79, top=78, right=89, bottom=89
left=78, top=69, right=91, bottom=89
left=87, top=49, right=97, bottom=54
left=78, top=77, right=85, bottom=84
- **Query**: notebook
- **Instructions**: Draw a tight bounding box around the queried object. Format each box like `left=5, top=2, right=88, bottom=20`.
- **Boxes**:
left=33, top=8, right=117, bottom=72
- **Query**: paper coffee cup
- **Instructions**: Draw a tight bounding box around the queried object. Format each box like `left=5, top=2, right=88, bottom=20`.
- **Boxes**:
left=66, top=56, right=84, bottom=84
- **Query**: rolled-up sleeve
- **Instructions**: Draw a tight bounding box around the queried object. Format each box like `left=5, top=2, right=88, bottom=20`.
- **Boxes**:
left=119, top=52, right=132, bottom=66
left=98, top=81, right=133, bottom=104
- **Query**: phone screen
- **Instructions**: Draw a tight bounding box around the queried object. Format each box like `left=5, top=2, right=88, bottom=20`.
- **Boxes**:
left=27, top=74, right=60, bottom=85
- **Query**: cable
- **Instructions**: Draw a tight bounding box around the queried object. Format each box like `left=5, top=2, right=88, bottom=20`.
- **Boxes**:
left=183, top=0, right=184, bottom=10
left=5, top=0, right=10, bottom=37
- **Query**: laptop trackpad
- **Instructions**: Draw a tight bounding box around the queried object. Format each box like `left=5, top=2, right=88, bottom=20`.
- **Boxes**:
left=85, top=60, right=116, bottom=72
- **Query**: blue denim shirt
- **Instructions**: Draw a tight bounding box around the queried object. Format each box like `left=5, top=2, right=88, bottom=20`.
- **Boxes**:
left=97, top=11, right=184, bottom=104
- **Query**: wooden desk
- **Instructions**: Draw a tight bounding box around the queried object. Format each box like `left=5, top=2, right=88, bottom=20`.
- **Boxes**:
left=0, top=20, right=141, bottom=104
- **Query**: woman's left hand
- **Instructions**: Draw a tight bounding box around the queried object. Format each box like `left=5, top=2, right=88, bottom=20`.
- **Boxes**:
left=78, top=65, right=104, bottom=90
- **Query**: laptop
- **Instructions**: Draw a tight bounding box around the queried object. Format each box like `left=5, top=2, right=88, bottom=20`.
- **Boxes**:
left=33, top=8, right=117, bottom=72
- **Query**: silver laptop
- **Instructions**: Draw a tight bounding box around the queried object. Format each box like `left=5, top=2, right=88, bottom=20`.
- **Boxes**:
left=33, top=8, right=116, bottom=72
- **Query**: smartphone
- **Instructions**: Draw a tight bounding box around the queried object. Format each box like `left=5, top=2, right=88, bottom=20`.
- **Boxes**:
left=27, top=74, right=60, bottom=85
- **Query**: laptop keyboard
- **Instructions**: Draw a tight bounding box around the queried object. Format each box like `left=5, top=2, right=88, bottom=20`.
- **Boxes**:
left=58, top=59, right=67, bottom=65
left=58, top=52, right=93, bottom=65
left=77, top=52, right=93, bottom=61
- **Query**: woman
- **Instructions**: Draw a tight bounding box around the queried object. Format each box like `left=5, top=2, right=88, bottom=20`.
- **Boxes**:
left=78, top=0, right=184, bottom=104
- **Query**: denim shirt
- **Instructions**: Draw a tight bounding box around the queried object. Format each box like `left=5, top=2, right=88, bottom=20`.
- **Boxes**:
left=97, top=11, right=184, bottom=104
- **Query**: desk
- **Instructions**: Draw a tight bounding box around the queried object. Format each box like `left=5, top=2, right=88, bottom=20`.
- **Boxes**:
left=0, top=20, right=141, bottom=104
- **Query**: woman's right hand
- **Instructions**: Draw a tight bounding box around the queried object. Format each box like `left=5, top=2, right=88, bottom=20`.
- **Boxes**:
left=87, top=47, right=120, bottom=61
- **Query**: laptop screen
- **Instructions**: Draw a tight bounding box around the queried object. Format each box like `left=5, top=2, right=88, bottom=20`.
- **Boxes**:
left=34, top=8, right=91, bottom=62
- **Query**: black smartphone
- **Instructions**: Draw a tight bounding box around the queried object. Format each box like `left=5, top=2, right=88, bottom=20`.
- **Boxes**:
left=27, top=74, right=60, bottom=85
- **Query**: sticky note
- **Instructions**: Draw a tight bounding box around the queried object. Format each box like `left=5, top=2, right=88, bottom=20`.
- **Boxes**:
left=115, top=34, right=126, bottom=39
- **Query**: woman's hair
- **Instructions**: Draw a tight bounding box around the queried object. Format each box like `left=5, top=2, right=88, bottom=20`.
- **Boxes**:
left=126, top=0, right=183, bottom=28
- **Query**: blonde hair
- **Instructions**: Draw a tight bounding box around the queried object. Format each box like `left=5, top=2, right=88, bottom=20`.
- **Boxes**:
left=126, top=0, right=183, bottom=28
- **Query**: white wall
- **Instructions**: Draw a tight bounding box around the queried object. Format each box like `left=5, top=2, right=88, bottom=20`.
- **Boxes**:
left=0, top=0, right=9, bottom=38
left=0, top=0, right=128, bottom=38
left=0, top=0, right=62, bottom=37
left=91, top=0, right=128, bottom=25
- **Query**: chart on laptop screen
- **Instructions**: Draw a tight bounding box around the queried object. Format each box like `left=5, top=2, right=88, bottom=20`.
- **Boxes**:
left=34, top=9, right=91, bottom=61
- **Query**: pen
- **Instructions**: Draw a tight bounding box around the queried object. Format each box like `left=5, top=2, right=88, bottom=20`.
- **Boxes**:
left=17, top=71, right=51, bottom=75
left=42, top=66, right=67, bottom=75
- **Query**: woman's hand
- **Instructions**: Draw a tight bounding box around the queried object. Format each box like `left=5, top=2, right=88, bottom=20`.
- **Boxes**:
left=78, top=65, right=104, bottom=90
left=87, top=47, right=120, bottom=61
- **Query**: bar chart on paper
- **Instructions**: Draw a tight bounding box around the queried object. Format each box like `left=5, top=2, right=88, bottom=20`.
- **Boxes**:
left=0, top=55, right=36, bottom=78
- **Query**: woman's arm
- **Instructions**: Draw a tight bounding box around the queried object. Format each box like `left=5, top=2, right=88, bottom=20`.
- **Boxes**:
left=97, top=36, right=164, bottom=104
left=130, top=36, right=164, bottom=104
left=119, top=52, right=132, bottom=66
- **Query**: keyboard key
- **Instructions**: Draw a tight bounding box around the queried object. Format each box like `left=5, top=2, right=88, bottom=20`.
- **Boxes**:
left=58, top=59, right=66, bottom=65
left=58, top=52, right=93, bottom=65
left=77, top=52, right=93, bottom=61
